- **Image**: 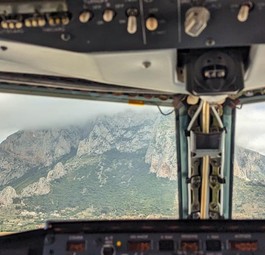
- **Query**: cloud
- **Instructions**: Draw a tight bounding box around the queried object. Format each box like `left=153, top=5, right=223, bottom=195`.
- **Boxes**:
left=236, top=103, right=265, bottom=154
left=0, top=92, right=159, bottom=142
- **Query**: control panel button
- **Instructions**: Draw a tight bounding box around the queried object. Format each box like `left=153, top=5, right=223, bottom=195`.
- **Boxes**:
left=159, top=240, right=174, bottom=251
left=103, top=9, right=115, bottom=22
left=206, top=240, right=222, bottom=251
left=102, top=245, right=115, bottom=255
left=79, top=11, right=92, bottom=23
left=146, top=17, right=158, bottom=31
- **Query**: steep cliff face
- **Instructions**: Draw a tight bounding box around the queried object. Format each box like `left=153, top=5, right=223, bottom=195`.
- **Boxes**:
left=0, top=109, right=178, bottom=197
left=234, top=146, right=265, bottom=182
left=21, top=162, right=66, bottom=197
left=0, top=109, right=262, bottom=191
left=0, top=128, right=83, bottom=185
left=21, top=177, right=51, bottom=197
left=77, top=111, right=156, bottom=156
left=0, top=186, right=18, bottom=206
left=145, top=115, right=177, bottom=180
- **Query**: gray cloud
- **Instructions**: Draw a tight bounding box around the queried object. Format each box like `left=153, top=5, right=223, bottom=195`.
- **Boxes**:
left=0, top=93, right=158, bottom=142
left=235, top=103, right=265, bottom=154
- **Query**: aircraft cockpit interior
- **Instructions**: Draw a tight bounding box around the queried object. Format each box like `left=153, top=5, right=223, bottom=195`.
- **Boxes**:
left=0, top=0, right=265, bottom=254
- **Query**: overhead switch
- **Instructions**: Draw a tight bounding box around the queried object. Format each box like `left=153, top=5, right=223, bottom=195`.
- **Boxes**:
left=185, top=7, right=210, bottom=37
left=127, top=9, right=138, bottom=34
left=79, top=11, right=92, bottom=23
left=146, top=17, right=158, bottom=31
left=237, top=3, right=252, bottom=22
left=103, top=9, right=115, bottom=22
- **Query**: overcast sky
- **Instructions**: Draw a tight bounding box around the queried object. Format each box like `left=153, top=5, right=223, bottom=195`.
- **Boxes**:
left=0, top=92, right=159, bottom=142
left=0, top=92, right=263, bottom=153
left=236, top=102, right=265, bottom=154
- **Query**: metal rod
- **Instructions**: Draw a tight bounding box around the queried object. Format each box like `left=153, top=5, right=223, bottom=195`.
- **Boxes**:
left=200, top=101, right=210, bottom=219
left=211, top=105, right=226, bottom=216
left=187, top=100, right=203, bottom=215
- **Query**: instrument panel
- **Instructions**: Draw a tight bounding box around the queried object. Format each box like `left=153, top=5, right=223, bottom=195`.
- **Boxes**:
left=41, top=220, right=265, bottom=255
left=2, top=220, right=265, bottom=255
left=0, top=0, right=264, bottom=52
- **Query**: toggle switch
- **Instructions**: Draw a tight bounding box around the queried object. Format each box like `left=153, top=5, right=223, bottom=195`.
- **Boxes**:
left=127, top=8, right=138, bottom=34
left=103, top=9, right=115, bottom=22
left=79, top=11, right=92, bottom=23
left=185, top=7, right=210, bottom=37
left=237, top=2, right=253, bottom=22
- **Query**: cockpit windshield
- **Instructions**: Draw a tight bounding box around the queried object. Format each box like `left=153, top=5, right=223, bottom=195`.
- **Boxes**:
left=0, top=93, right=178, bottom=232
left=233, top=102, right=265, bottom=219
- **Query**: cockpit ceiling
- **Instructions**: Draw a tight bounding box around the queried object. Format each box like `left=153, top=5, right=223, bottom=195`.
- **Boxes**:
left=0, top=41, right=264, bottom=95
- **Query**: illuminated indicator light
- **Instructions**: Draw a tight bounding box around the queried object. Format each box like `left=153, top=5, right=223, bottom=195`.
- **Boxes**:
left=128, top=241, right=151, bottom=251
left=66, top=241, right=86, bottom=252
left=181, top=241, right=199, bottom=252
left=116, top=241, right=122, bottom=247
left=25, top=20, right=32, bottom=27
left=1, top=22, right=8, bottom=29
left=128, top=100, right=145, bottom=106
left=230, top=241, right=258, bottom=251
left=15, top=22, right=23, bottom=29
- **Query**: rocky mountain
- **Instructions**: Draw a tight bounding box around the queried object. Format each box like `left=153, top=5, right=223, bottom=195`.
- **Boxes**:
left=234, top=146, right=265, bottom=183
left=0, top=109, right=178, bottom=231
left=0, top=127, right=84, bottom=186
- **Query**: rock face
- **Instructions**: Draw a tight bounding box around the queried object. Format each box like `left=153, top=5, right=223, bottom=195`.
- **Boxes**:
left=0, top=186, right=18, bottom=206
left=0, top=109, right=178, bottom=202
left=21, top=163, right=66, bottom=197
left=234, top=146, right=265, bottom=182
left=77, top=111, right=155, bottom=156
left=0, top=108, right=263, bottom=195
left=47, top=162, right=66, bottom=182
left=145, top=115, right=177, bottom=180
left=21, top=177, right=51, bottom=197
left=0, top=128, right=83, bottom=186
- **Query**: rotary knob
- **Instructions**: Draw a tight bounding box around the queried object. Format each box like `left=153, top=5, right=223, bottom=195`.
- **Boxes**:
left=146, top=16, right=158, bottom=31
